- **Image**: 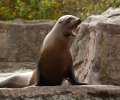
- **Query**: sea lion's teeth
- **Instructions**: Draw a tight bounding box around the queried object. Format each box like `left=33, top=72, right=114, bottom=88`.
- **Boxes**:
left=72, top=28, right=76, bottom=36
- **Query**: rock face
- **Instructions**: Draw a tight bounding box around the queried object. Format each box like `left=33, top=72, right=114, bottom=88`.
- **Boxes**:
left=0, top=20, right=55, bottom=62
left=0, top=85, right=120, bottom=100
left=71, top=8, right=120, bottom=86
left=0, top=20, right=55, bottom=80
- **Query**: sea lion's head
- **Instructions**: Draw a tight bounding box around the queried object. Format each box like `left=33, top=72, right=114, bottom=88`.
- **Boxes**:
left=52, top=15, right=81, bottom=38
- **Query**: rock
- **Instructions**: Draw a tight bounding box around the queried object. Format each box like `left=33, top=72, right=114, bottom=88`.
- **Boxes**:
left=0, top=20, right=55, bottom=81
left=0, top=62, right=36, bottom=73
left=0, top=85, right=120, bottom=100
left=71, top=8, right=120, bottom=85
left=0, top=20, right=55, bottom=62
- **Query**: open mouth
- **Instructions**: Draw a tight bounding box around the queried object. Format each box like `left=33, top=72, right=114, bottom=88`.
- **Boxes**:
left=69, top=19, right=81, bottom=36
left=63, top=18, right=81, bottom=37
left=71, top=26, right=78, bottom=36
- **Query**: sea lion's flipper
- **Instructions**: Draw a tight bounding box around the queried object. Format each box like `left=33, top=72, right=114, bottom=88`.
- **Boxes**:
left=35, top=70, right=44, bottom=86
left=0, top=71, right=34, bottom=88
left=67, top=67, right=88, bottom=85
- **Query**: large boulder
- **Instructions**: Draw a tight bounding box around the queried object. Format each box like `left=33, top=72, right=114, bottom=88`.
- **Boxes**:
left=71, top=8, right=120, bottom=85
left=0, top=19, right=55, bottom=62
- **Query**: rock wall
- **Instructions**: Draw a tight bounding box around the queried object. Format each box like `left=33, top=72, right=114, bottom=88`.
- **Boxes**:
left=0, top=20, right=55, bottom=62
left=71, top=8, right=120, bottom=85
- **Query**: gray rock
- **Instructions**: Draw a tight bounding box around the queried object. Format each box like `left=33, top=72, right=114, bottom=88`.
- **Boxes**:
left=71, top=8, right=120, bottom=85
left=0, top=20, right=55, bottom=62
left=0, top=85, right=120, bottom=100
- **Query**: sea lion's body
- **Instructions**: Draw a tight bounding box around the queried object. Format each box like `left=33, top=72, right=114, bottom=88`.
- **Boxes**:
left=0, top=15, right=87, bottom=88
left=36, top=36, right=72, bottom=85
left=0, top=70, right=36, bottom=88
left=36, top=15, right=86, bottom=86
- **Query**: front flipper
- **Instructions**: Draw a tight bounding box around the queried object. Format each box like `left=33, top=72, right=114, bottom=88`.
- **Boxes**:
left=67, top=67, right=88, bottom=85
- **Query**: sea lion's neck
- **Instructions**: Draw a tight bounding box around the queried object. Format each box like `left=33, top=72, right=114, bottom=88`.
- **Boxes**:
left=41, top=31, right=70, bottom=53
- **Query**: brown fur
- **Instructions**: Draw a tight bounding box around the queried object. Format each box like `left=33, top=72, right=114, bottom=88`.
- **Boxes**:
left=29, top=70, right=36, bottom=86
left=35, top=15, right=87, bottom=86
left=37, top=39, right=72, bottom=85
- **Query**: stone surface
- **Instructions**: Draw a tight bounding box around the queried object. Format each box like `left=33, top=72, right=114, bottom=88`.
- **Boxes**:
left=71, top=8, right=120, bottom=85
left=0, top=62, right=36, bottom=72
left=0, top=85, right=120, bottom=100
left=0, top=19, right=55, bottom=62
left=0, top=19, right=55, bottom=81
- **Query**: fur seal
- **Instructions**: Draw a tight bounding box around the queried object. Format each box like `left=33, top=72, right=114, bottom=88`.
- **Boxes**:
left=35, top=15, right=87, bottom=86
left=0, top=15, right=87, bottom=88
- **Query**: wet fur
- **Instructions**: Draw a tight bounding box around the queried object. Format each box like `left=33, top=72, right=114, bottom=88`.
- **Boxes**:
left=36, top=15, right=87, bottom=86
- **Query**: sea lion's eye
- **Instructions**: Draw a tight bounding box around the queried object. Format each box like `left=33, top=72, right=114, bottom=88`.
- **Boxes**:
left=66, top=17, right=72, bottom=23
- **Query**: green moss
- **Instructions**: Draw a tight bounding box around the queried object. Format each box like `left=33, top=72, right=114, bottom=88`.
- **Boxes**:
left=0, top=0, right=120, bottom=20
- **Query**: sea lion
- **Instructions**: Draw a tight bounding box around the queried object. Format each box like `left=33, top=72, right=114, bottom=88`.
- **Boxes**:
left=35, top=15, right=87, bottom=86
left=0, top=15, right=87, bottom=88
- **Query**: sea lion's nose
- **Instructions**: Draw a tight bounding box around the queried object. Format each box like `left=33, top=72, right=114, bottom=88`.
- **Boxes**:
left=77, top=18, right=81, bottom=24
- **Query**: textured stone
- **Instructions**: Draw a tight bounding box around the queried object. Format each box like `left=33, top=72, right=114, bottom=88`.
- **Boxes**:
left=0, top=20, right=55, bottom=62
left=0, top=85, right=120, bottom=100
left=71, top=8, right=120, bottom=85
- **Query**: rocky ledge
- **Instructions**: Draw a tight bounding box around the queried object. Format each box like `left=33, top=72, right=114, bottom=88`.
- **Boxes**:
left=0, top=85, right=120, bottom=100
